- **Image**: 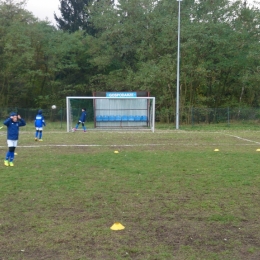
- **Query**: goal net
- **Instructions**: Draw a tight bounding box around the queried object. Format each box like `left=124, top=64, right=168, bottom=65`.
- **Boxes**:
left=66, top=96, right=155, bottom=132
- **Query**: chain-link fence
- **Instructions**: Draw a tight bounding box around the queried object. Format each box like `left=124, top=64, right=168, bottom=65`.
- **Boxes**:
left=0, top=108, right=66, bottom=123
left=191, top=107, right=260, bottom=125
left=1, top=107, right=260, bottom=126
left=0, top=107, right=95, bottom=126
left=156, top=107, right=260, bottom=125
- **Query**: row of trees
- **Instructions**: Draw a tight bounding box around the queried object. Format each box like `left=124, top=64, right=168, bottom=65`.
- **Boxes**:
left=0, top=0, right=259, bottom=122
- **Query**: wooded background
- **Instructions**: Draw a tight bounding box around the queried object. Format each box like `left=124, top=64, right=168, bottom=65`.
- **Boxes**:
left=0, top=0, right=259, bottom=123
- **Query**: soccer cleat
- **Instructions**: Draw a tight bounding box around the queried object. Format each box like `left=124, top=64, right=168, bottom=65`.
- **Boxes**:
left=38, top=139, right=43, bottom=142
left=35, top=138, right=38, bottom=141
left=4, top=160, right=9, bottom=166
left=84, top=130, right=86, bottom=132
left=9, top=162, right=14, bottom=167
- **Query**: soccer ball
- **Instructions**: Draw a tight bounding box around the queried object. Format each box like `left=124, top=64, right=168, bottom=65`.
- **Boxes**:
left=52, top=105, right=56, bottom=109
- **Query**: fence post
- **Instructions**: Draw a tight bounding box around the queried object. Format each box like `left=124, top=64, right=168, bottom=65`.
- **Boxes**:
left=227, top=107, right=230, bottom=126
left=60, top=108, right=63, bottom=129
left=192, top=107, right=194, bottom=126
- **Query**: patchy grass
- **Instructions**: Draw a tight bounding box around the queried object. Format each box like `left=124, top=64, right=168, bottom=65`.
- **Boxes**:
left=0, top=125, right=260, bottom=260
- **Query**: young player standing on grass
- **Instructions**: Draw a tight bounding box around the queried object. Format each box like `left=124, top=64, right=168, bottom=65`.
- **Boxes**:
left=73, top=108, right=87, bottom=132
left=4, top=112, right=26, bottom=167
left=35, top=109, right=46, bottom=141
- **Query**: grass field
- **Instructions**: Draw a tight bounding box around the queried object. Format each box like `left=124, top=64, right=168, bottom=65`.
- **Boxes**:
left=0, top=123, right=260, bottom=260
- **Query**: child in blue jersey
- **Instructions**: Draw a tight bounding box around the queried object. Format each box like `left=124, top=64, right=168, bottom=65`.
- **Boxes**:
left=73, top=108, right=87, bottom=132
left=4, top=112, right=26, bottom=167
left=35, top=110, right=46, bottom=141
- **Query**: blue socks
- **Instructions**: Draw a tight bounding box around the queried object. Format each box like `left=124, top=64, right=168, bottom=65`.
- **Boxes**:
left=5, top=151, right=14, bottom=162
left=10, top=151, right=14, bottom=162
left=75, top=124, right=86, bottom=130
left=35, top=130, right=42, bottom=139
left=5, top=151, right=10, bottom=160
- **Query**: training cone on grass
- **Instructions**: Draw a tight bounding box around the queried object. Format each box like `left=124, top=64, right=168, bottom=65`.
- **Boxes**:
left=14, top=153, right=18, bottom=155
left=214, top=149, right=219, bottom=152
left=110, top=222, right=125, bottom=230
left=114, top=151, right=119, bottom=154
left=256, top=149, right=260, bottom=152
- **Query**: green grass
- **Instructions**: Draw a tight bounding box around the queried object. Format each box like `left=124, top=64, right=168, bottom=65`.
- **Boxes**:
left=0, top=124, right=260, bottom=259
left=156, top=121, right=260, bottom=131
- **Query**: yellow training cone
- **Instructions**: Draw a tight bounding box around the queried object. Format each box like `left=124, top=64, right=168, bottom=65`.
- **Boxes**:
left=256, top=149, right=260, bottom=152
left=114, top=151, right=119, bottom=154
left=14, top=153, right=18, bottom=155
left=110, top=222, right=125, bottom=230
left=214, top=149, right=219, bottom=152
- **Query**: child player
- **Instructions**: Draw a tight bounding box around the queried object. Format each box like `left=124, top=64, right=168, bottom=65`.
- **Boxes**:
left=35, top=109, right=46, bottom=141
left=73, top=108, right=87, bottom=132
left=4, top=112, right=26, bottom=167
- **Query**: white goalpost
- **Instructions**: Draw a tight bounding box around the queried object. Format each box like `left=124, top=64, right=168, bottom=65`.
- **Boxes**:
left=66, top=96, right=156, bottom=132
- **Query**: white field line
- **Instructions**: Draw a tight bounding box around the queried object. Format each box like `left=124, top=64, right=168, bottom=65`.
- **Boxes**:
left=221, top=133, right=260, bottom=145
left=0, top=142, right=258, bottom=149
left=1, top=131, right=260, bottom=148
left=0, top=144, right=177, bottom=148
left=0, top=144, right=165, bottom=148
left=9, top=130, right=229, bottom=134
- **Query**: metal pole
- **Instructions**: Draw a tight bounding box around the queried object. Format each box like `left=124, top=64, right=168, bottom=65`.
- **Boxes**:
left=192, top=107, right=194, bottom=126
left=176, top=0, right=182, bottom=129
left=152, top=97, right=155, bottom=133
left=66, top=97, right=69, bottom=132
left=61, top=107, right=62, bottom=129
left=227, top=107, right=230, bottom=126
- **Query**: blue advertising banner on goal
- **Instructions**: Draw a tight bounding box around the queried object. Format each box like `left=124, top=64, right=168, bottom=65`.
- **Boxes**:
left=106, top=92, right=137, bottom=98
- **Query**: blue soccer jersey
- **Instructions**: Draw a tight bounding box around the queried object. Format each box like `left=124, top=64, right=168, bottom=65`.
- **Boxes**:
left=35, top=111, right=46, bottom=128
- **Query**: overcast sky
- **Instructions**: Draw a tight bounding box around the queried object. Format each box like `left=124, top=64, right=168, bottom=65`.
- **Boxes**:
left=25, top=0, right=259, bottom=25
left=26, top=0, right=60, bottom=25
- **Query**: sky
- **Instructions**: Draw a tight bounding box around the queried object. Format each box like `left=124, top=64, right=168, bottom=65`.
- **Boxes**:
left=25, top=0, right=258, bottom=25
left=26, top=0, right=61, bottom=25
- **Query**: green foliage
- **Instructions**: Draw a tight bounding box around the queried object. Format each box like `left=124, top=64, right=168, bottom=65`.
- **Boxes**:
left=88, top=0, right=260, bottom=115
left=0, top=0, right=260, bottom=120
left=0, top=1, right=92, bottom=108
left=54, top=0, right=114, bottom=34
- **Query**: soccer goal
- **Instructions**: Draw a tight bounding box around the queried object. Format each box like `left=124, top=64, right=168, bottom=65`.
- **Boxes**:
left=66, top=96, right=155, bottom=132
